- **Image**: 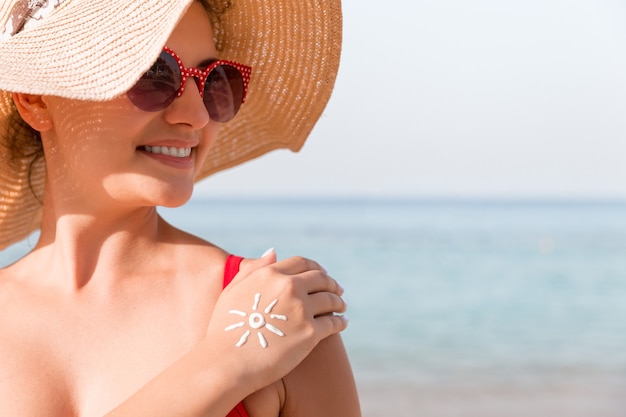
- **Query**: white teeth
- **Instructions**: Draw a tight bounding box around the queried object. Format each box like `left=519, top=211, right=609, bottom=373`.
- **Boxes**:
left=144, top=146, right=192, bottom=158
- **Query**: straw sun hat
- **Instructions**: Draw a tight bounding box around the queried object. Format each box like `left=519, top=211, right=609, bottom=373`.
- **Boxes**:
left=0, top=0, right=342, bottom=249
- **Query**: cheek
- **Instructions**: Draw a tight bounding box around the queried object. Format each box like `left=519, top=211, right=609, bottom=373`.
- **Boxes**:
left=51, top=99, right=139, bottom=138
left=194, top=123, right=220, bottom=173
left=46, top=98, right=146, bottom=153
left=42, top=98, right=149, bottom=178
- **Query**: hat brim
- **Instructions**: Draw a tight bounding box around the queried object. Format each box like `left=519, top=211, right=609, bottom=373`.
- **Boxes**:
left=0, top=0, right=342, bottom=249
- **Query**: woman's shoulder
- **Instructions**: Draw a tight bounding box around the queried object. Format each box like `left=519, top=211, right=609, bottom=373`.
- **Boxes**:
left=0, top=267, right=16, bottom=306
left=159, top=218, right=229, bottom=257
left=281, top=334, right=361, bottom=416
left=157, top=221, right=240, bottom=284
left=0, top=257, right=33, bottom=302
left=0, top=261, right=45, bottom=347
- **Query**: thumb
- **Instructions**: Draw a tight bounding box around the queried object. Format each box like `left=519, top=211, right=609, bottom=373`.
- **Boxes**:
left=237, top=248, right=277, bottom=278
left=257, top=247, right=277, bottom=265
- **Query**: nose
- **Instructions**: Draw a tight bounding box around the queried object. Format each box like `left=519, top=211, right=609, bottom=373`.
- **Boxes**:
left=163, top=79, right=210, bottom=129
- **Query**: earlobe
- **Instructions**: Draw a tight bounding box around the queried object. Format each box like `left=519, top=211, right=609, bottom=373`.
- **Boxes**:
left=11, top=92, right=53, bottom=132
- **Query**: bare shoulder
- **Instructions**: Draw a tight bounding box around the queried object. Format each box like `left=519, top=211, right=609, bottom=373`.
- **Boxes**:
left=158, top=218, right=231, bottom=276
left=0, top=260, right=47, bottom=337
left=0, top=265, right=66, bottom=416
left=0, top=263, right=30, bottom=314
left=0, top=267, right=31, bottom=349
left=0, top=270, right=16, bottom=321
left=240, top=336, right=360, bottom=417
left=0, top=266, right=12, bottom=293
left=281, top=334, right=362, bottom=417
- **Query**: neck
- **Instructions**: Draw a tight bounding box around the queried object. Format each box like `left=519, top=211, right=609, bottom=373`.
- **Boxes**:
left=34, top=198, right=168, bottom=291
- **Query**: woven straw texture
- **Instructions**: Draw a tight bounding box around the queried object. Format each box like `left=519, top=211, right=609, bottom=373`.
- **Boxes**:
left=0, top=0, right=342, bottom=249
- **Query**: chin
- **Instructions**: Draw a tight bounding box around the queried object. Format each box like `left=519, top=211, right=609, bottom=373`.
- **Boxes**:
left=133, top=181, right=195, bottom=208
left=158, top=196, right=192, bottom=209
left=154, top=189, right=194, bottom=208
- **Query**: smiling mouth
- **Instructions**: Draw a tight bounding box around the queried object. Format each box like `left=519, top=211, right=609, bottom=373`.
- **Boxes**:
left=140, top=145, right=192, bottom=158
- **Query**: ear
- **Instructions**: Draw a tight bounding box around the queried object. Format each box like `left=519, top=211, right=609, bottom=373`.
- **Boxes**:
left=11, top=92, right=53, bottom=132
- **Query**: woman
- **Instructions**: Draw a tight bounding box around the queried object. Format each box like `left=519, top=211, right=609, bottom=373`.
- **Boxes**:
left=0, top=0, right=360, bottom=416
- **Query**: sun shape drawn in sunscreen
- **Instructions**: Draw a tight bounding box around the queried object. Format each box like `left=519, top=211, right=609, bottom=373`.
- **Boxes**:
left=225, top=293, right=288, bottom=348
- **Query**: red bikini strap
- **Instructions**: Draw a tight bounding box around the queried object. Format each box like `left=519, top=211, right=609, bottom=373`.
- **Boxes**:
left=226, top=402, right=250, bottom=417
left=223, top=255, right=244, bottom=289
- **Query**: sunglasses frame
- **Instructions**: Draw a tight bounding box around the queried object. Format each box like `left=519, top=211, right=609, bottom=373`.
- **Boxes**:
left=128, top=46, right=252, bottom=120
left=162, top=46, right=251, bottom=104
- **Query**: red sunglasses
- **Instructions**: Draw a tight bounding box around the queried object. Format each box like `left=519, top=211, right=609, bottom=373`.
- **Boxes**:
left=127, top=47, right=252, bottom=123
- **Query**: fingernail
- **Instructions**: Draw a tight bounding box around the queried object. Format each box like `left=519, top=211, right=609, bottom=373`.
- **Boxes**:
left=261, top=247, right=275, bottom=257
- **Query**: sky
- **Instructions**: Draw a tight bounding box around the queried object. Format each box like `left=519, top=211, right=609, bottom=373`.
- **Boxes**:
left=196, top=0, right=626, bottom=200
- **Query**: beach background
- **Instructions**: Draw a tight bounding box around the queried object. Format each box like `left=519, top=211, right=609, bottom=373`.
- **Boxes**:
left=4, top=198, right=624, bottom=416
left=166, top=198, right=626, bottom=417
left=179, top=3, right=626, bottom=413
left=3, top=1, right=626, bottom=416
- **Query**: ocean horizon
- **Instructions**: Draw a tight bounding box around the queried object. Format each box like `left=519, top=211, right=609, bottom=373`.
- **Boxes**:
left=2, top=197, right=626, bottom=416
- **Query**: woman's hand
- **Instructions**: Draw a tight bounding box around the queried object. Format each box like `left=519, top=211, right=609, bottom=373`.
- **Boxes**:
left=204, top=250, right=349, bottom=394
left=104, top=251, right=348, bottom=417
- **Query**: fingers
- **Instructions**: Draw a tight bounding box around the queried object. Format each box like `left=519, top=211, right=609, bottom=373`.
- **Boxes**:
left=314, top=314, right=350, bottom=340
left=235, top=253, right=318, bottom=282
left=244, top=254, right=343, bottom=295
left=309, top=291, right=347, bottom=317
left=233, top=248, right=277, bottom=283
left=246, top=248, right=278, bottom=269
left=291, top=269, right=343, bottom=297
left=270, top=256, right=326, bottom=276
left=231, top=252, right=348, bottom=329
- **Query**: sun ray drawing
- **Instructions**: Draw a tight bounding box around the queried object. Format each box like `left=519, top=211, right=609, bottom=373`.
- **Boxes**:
left=225, top=292, right=288, bottom=348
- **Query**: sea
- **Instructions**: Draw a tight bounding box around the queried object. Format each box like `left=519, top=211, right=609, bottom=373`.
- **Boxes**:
left=3, top=198, right=626, bottom=416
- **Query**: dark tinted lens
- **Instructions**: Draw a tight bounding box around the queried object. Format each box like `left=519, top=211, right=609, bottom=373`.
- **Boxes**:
left=127, top=52, right=181, bottom=112
left=203, top=65, right=245, bottom=122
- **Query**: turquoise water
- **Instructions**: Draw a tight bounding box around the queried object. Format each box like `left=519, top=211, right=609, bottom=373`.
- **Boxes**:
left=4, top=199, right=626, bottom=386
left=158, top=198, right=626, bottom=384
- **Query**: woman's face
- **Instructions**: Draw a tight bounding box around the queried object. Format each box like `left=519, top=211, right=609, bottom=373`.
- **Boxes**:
left=40, top=1, right=219, bottom=210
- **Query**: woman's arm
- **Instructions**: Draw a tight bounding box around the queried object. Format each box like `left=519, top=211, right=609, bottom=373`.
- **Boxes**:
left=281, top=334, right=361, bottom=417
left=104, top=340, right=249, bottom=417
left=105, top=253, right=349, bottom=417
